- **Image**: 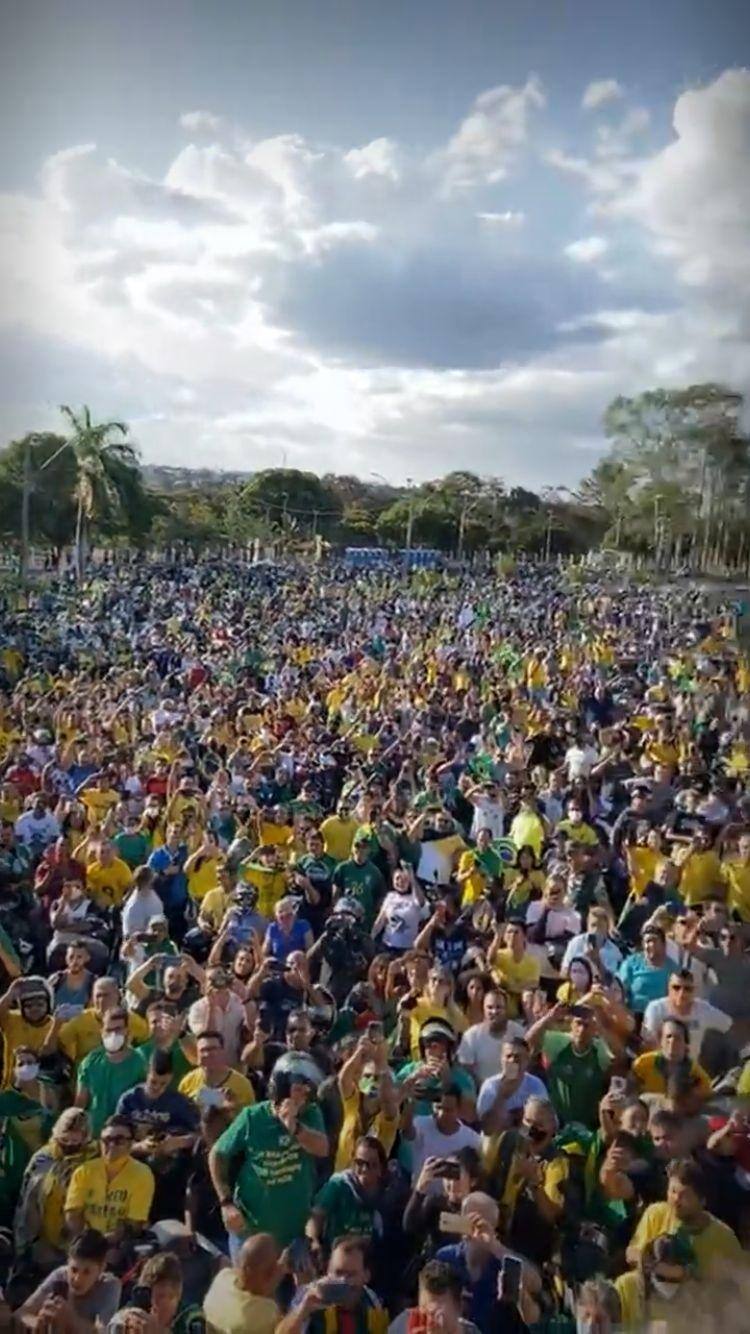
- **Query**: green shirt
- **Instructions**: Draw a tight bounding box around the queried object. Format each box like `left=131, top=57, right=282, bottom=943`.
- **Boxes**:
left=314, top=1171, right=377, bottom=1246
left=137, top=1038, right=193, bottom=1089
left=113, top=831, right=150, bottom=870
left=77, top=1046, right=148, bottom=1136
left=214, top=1099, right=326, bottom=1246
left=332, top=859, right=385, bottom=927
left=542, top=1032, right=610, bottom=1130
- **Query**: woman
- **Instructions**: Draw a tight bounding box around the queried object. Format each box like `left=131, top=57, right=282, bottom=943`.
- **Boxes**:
left=556, top=956, right=596, bottom=1006
left=14, top=1107, right=97, bottom=1268
left=402, top=1146, right=483, bottom=1278
left=264, top=897, right=313, bottom=961
left=185, top=834, right=222, bottom=906
left=455, top=970, right=494, bottom=1028
left=371, top=866, right=427, bottom=954
left=403, top=963, right=467, bottom=1059
left=614, top=1232, right=699, bottom=1331
left=505, top=845, right=545, bottom=914
left=632, top=1016, right=711, bottom=1113
left=626, top=825, right=668, bottom=900
left=120, top=1251, right=203, bottom=1334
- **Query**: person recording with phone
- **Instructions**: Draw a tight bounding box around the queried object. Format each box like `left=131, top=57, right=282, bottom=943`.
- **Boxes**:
left=434, top=1192, right=540, bottom=1332
left=387, top=1259, right=481, bottom=1333
left=402, top=1148, right=483, bottom=1259
left=278, top=1236, right=388, bottom=1334
left=15, top=1227, right=120, bottom=1334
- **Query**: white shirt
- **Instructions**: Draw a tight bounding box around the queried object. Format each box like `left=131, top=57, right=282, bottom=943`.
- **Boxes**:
left=457, top=1021, right=526, bottom=1085
left=477, top=1070, right=549, bottom=1120
left=14, top=810, right=60, bottom=847
left=470, top=798, right=505, bottom=841
left=561, top=932, right=622, bottom=977
left=641, top=996, right=732, bottom=1061
left=188, top=993, right=247, bottom=1066
left=379, top=891, right=428, bottom=951
left=410, top=1114, right=481, bottom=1183
left=121, top=888, right=166, bottom=939
left=564, top=744, right=598, bottom=780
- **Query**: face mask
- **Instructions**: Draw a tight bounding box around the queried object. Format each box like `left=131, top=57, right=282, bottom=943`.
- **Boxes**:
left=15, top=1062, right=39, bottom=1083
left=526, top=1125, right=547, bottom=1144
left=651, top=1279, right=681, bottom=1300
left=103, top=1032, right=125, bottom=1053
left=359, top=1076, right=378, bottom=1096
left=59, top=1141, right=82, bottom=1156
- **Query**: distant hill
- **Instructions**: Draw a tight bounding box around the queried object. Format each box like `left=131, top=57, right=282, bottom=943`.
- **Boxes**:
left=142, top=464, right=253, bottom=492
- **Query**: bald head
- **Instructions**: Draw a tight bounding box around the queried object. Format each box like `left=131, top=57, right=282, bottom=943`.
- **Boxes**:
left=237, top=1233, right=280, bottom=1296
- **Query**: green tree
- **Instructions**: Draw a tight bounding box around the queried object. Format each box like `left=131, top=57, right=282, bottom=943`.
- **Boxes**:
left=238, top=469, right=341, bottom=537
left=58, top=405, right=141, bottom=575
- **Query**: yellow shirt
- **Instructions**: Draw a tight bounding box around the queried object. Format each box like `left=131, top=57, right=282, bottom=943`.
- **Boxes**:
left=240, top=862, right=288, bottom=919
left=629, top=1201, right=743, bottom=1278
left=335, top=1089, right=400, bottom=1172
left=203, top=1269, right=280, bottom=1334
left=627, top=847, right=667, bottom=898
left=35, top=1143, right=100, bottom=1249
left=59, top=1008, right=148, bottom=1065
left=199, top=886, right=231, bottom=931
left=178, top=1067, right=255, bottom=1108
left=408, top=1000, right=467, bottom=1059
left=676, top=849, right=723, bottom=906
left=490, top=950, right=541, bottom=1015
left=723, top=858, right=750, bottom=922
left=631, top=1051, right=711, bottom=1097
left=257, top=821, right=294, bottom=858
left=86, top=857, right=133, bottom=910
left=187, top=856, right=222, bottom=903
left=319, top=815, right=359, bottom=863
left=0, top=1011, right=55, bottom=1087
left=509, top=811, right=545, bottom=860
left=79, top=788, right=119, bottom=824
left=65, top=1155, right=154, bottom=1231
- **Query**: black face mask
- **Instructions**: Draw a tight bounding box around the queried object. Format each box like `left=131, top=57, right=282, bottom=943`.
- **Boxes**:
left=526, top=1125, right=547, bottom=1145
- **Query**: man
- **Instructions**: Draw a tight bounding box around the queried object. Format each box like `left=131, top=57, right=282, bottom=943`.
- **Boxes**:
left=121, top=865, right=165, bottom=937
left=209, top=1067, right=328, bottom=1252
left=641, top=967, right=732, bottom=1063
left=50, top=939, right=94, bottom=1011
left=188, top=964, right=250, bottom=1065
left=403, top=1083, right=481, bottom=1184
left=674, top=829, right=723, bottom=908
left=278, top=1236, right=388, bottom=1334
left=618, top=924, right=677, bottom=1015
left=14, top=794, right=60, bottom=850
left=458, top=989, right=525, bottom=1087
left=65, top=1114, right=154, bottom=1237
left=75, top=1006, right=148, bottom=1136
left=334, top=1034, right=400, bottom=1171
left=56, top=974, right=148, bottom=1064
left=0, top=976, right=55, bottom=1086
left=239, top=843, right=289, bottom=921
left=127, top=949, right=203, bottom=1017
left=560, top=905, right=623, bottom=979
left=320, top=799, right=360, bottom=865
left=387, top=1259, right=481, bottom=1333
left=117, top=1049, right=200, bottom=1148
left=477, top=1037, right=548, bottom=1134
left=86, top=839, right=134, bottom=911
left=138, top=999, right=195, bottom=1088
left=203, top=1232, right=283, bottom=1334
left=332, top=833, right=386, bottom=929
left=484, top=1096, right=572, bottom=1265
left=147, top=822, right=188, bottom=937
left=626, top=1157, right=743, bottom=1279
left=527, top=1003, right=611, bottom=1129
left=435, top=1192, right=539, bottom=1332
left=16, top=1227, right=121, bottom=1332
left=309, top=1133, right=386, bottom=1250
left=179, top=1029, right=255, bottom=1111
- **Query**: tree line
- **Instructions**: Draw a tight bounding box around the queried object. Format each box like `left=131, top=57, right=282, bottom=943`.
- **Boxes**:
left=0, top=383, right=748, bottom=571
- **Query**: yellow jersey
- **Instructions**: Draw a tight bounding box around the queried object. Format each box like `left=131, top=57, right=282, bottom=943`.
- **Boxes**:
left=65, top=1155, right=154, bottom=1231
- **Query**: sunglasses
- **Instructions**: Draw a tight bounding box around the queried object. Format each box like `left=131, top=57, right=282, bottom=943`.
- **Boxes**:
left=101, top=1134, right=130, bottom=1146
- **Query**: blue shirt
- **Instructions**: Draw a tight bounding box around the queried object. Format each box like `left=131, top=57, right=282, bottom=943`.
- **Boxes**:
left=435, top=1243, right=502, bottom=1330
left=116, top=1084, right=200, bottom=1136
left=147, top=844, right=188, bottom=908
left=265, top=918, right=311, bottom=961
left=617, top=952, right=677, bottom=1013
left=477, top=1070, right=548, bottom=1120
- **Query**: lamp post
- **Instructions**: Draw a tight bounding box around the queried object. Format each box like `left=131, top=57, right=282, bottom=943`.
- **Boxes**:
left=20, top=434, right=73, bottom=589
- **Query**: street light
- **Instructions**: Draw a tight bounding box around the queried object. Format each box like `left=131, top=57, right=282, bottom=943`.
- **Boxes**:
left=21, top=433, right=74, bottom=588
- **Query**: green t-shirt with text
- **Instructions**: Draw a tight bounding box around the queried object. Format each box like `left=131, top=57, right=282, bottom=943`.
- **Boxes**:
left=214, top=1099, right=325, bottom=1246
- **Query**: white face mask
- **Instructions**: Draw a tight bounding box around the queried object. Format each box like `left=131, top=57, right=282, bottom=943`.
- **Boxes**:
left=15, top=1062, right=39, bottom=1083
left=651, top=1278, right=681, bottom=1300
left=103, top=1031, right=125, bottom=1053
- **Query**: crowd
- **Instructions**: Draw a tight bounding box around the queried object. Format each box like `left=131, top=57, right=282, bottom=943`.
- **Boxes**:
left=0, top=556, right=749, bottom=1334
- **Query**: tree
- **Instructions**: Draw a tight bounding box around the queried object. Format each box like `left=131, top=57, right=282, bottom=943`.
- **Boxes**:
left=237, top=469, right=341, bottom=538
left=58, top=405, right=141, bottom=575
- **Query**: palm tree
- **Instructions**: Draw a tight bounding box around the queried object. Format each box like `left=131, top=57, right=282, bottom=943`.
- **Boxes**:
left=59, top=405, right=138, bottom=577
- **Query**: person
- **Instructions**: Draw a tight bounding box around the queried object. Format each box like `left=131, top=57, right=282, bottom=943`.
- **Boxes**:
left=278, top=1235, right=388, bottom=1334
left=476, top=1037, right=548, bottom=1133
left=0, top=976, right=55, bottom=1086
left=187, top=965, right=251, bottom=1066
left=14, top=1106, right=97, bottom=1267
left=527, top=1003, right=611, bottom=1129
left=74, top=1006, right=148, bottom=1136
left=641, top=967, right=733, bottom=1064
left=403, top=1082, right=481, bottom=1184
left=434, top=1192, right=539, bottom=1332
left=111, top=1250, right=203, bottom=1334
left=626, top=1157, right=743, bottom=1279
left=65, top=1114, right=154, bottom=1237
left=202, top=1232, right=283, bottom=1334
left=631, top=1017, right=711, bottom=1113
left=560, top=905, right=623, bottom=979
left=332, top=833, right=386, bottom=930
left=15, top=1227, right=121, bottom=1332
left=614, top=1231, right=700, bottom=1331
left=387, top=1259, right=481, bottom=1334
left=57, top=974, right=149, bottom=1064
left=334, top=1032, right=400, bottom=1171
left=457, top=989, right=525, bottom=1087
left=117, top=1049, right=200, bottom=1151
left=208, top=1068, right=329, bottom=1253
left=487, top=921, right=541, bottom=1017
left=179, top=1030, right=255, bottom=1112
left=264, top=896, right=314, bottom=960
left=121, top=865, right=166, bottom=938
left=372, top=866, right=428, bottom=953
left=618, top=924, right=677, bottom=1016
left=308, top=1133, right=386, bottom=1250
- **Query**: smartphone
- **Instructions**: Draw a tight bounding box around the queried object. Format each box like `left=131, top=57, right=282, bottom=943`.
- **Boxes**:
left=367, top=1020, right=384, bottom=1043
left=499, top=1255, right=523, bottom=1305
left=48, top=1279, right=68, bottom=1300
left=434, top=1159, right=461, bottom=1180
left=317, top=1279, right=358, bottom=1305
left=439, top=1211, right=472, bottom=1236
left=609, top=1076, right=628, bottom=1101
left=587, top=932, right=598, bottom=948
left=130, top=1285, right=152, bottom=1313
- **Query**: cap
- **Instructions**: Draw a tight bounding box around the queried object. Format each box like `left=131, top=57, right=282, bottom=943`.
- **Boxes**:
left=148, top=914, right=168, bottom=927
left=419, top=1018, right=457, bottom=1047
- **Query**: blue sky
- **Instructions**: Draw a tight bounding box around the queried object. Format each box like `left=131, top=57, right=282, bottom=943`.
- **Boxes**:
left=1, top=0, right=748, bottom=487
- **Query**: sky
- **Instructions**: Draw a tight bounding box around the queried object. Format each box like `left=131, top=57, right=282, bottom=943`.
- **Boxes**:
left=0, top=0, right=749, bottom=490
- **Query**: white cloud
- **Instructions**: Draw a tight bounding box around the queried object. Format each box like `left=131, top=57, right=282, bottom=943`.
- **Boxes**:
left=582, top=79, right=624, bottom=111
left=437, top=76, right=545, bottom=196
left=477, top=210, right=525, bottom=226
left=564, top=235, right=610, bottom=263
left=179, top=110, right=227, bottom=136
left=343, top=137, right=401, bottom=182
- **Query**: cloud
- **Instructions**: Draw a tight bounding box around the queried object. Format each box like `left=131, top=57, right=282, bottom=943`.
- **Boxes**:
left=343, top=138, right=401, bottom=182
left=436, top=76, right=545, bottom=196
left=477, top=210, right=526, bottom=226
left=565, top=236, right=610, bottom=263
left=582, top=79, right=624, bottom=111
left=179, top=110, right=227, bottom=136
